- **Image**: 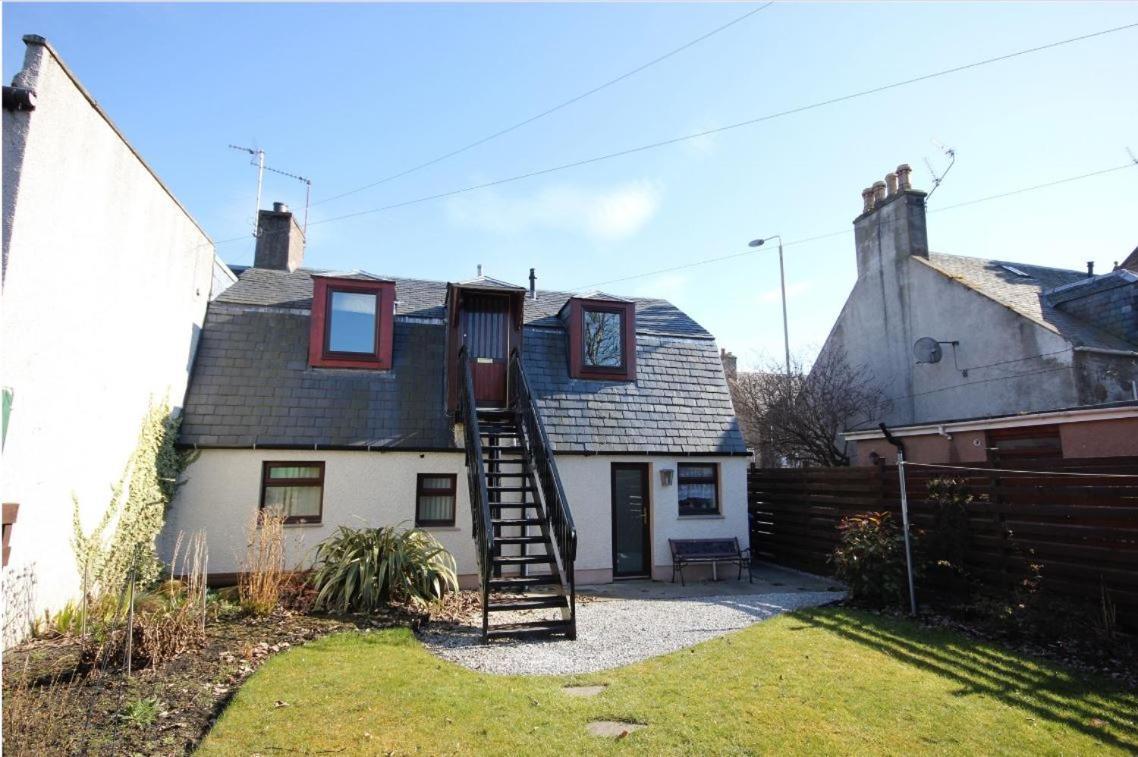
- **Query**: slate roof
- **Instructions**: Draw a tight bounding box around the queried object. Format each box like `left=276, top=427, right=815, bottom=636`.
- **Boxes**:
left=219, top=266, right=711, bottom=337
left=183, top=266, right=745, bottom=454
left=919, top=253, right=1137, bottom=352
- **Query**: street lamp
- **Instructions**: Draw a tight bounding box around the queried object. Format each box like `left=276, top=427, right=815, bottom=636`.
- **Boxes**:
left=749, top=235, right=791, bottom=376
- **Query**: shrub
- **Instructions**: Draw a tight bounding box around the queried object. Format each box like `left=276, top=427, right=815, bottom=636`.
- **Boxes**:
left=923, top=477, right=973, bottom=584
left=830, top=511, right=913, bottom=608
left=311, top=526, right=458, bottom=613
left=119, top=697, right=161, bottom=729
left=239, top=507, right=287, bottom=616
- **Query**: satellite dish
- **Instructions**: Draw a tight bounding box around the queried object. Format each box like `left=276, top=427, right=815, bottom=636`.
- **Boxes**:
left=913, top=337, right=943, bottom=364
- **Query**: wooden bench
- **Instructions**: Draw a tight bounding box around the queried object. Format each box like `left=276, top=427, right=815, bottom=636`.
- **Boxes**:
left=668, top=537, right=751, bottom=585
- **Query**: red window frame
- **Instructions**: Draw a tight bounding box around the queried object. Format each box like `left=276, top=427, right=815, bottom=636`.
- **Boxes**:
left=564, top=297, right=636, bottom=381
left=308, top=275, right=396, bottom=369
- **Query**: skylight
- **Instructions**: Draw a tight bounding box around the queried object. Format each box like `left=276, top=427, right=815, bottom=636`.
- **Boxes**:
left=999, top=264, right=1031, bottom=278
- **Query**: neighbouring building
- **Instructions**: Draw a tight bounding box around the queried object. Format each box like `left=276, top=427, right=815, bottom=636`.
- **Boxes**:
left=1, top=35, right=227, bottom=642
left=164, top=203, right=749, bottom=638
left=814, top=165, right=1138, bottom=465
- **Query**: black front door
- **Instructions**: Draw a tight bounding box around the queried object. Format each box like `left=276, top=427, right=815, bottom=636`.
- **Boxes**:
left=461, top=294, right=510, bottom=407
left=611, top=463, right=651, bottom=577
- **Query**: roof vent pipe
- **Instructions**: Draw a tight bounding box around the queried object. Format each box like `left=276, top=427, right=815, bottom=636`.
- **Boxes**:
left=1087, top=261, right=1095, bottom=277
left=529, top=267, right=537, bottom=300
left=476, top=263, right=482, bottom=277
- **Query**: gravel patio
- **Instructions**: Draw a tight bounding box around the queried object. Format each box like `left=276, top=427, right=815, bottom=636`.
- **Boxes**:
left=419, top=562, right=845, bottom=675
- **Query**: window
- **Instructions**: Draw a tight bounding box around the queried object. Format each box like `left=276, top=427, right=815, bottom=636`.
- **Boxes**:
left=327, top=290, right=378, bottom=354
left=416, top=473, right=457, bottom=527
left=308, top=275, right=395, bottom=369
left=677, top=463, right=719, bottom=516
left=261, top=462, right=324, bottom=524
left=562, top=297, right=636, bottom=381
left=583, top=308, right=625, bottom=369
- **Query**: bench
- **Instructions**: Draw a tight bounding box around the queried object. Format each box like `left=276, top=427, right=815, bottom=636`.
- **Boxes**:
left=668, top=538, right=751, bottom=585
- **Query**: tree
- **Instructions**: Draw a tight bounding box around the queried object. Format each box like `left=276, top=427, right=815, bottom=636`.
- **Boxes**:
left=730, top=348, right=888, bottom=467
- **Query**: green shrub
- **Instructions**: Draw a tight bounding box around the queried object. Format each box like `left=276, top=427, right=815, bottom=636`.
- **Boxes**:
left=310, top=526, right=458, bottom=613
left=830, top=512, right=913, bottom=608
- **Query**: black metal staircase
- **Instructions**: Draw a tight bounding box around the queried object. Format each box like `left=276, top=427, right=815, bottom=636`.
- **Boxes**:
left=459, top=348, right=577, bottom=641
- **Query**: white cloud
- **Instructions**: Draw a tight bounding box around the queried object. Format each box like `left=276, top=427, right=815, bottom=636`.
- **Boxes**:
left=757, top=280, right=811, bottom=304
left=447, top=180, right=661, bottom=241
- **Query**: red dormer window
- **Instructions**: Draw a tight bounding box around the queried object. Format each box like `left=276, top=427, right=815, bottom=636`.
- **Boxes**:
left=563, top=297, right=636, bottom=381
left=308, top=275, right=395, bottom=369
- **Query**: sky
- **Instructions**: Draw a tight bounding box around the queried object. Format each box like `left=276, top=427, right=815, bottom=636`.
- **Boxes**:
left=4, top=2, right=1136, bottom=370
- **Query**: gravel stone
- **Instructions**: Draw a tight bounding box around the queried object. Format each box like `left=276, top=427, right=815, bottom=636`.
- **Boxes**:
left=419, top=590, right=841, bottom=675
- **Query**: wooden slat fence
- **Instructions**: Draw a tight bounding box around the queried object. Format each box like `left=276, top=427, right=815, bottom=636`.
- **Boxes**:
left=748, top=457, right=1138, bottom=627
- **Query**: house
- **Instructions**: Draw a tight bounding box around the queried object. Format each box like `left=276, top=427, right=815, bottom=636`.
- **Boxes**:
left=164, top=204, right=748, bottom=638
left=814, top=165, right=1138, bottom=465
left=1, top=35, right=227, bottom=642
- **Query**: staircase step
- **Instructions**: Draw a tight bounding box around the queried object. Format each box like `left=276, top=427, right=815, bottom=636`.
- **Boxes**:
left=487, top=485, right=533, bottom=493
left=483, top=445, right=525, bottom=453
left=493, top=555, right=555, bottom=566
left=491, top=518, right=544, bottom=527
left=494, top=535, right=549, bottom=545
left=486, top=619, right=573, bottom=638
left=489, top=502, right=537, bottom=510
left=485, top=472, right=528, bottom=479
left=488, top=574, right=560, bottom=590
left=487, top=596, right=567, bottom=612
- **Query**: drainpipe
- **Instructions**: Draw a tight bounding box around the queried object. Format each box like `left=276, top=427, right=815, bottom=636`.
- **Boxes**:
left=880, top=423, right=918, bottom=617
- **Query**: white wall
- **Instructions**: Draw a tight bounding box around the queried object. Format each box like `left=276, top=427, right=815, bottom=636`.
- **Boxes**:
left=163, top=450, right=477, bottom=581
left=166, top=449, right=749, bottom=586
left=1, top=37, right=214, bottom=642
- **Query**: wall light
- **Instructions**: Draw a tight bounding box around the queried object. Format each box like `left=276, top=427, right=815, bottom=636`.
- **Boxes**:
left=659, top=468, right=674, bottom=487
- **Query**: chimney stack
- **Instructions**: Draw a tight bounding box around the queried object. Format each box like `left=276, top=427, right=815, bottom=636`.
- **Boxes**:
left=529, top=267, right=537, bottom=300
left=853, top=164, right=928, bottom=278
left=720, top=348, right=737, bottom=380
left=253, top=202, right=305, bottom=271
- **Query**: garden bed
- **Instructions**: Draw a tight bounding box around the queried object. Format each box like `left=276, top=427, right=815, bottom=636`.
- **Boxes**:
left=2, top=607, right=418, bottom=755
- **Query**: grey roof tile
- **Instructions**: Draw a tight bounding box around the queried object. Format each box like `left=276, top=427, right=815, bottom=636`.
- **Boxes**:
left=920, top=253, right=1137, bottom=352
left=184, top=266, right=744, bottom=454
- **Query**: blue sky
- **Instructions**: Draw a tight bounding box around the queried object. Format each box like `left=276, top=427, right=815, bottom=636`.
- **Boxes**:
left=5, top=2, right=1136, bottom=369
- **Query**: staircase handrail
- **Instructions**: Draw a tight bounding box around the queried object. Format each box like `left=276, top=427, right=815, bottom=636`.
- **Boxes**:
left=458, top=346, right=494, bottom=633
left=509, top=349, right=577, bottom=617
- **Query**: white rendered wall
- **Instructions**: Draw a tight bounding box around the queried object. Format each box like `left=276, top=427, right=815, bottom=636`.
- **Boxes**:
left=163, top=450, right=478, bottom=584
left=1, top=38, right=214, bottom=642
left=167, top=449, right=748, bottom=586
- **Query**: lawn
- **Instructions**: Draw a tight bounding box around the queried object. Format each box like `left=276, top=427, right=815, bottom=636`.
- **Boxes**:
left=200, top=607, right=1137, bottom=755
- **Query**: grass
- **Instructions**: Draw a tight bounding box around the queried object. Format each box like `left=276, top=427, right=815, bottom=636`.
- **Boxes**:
left=200, top=607, right=1137, bottom=755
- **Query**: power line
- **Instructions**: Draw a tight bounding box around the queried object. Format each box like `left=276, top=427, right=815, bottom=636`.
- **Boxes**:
left=297, top=21, right=1138, bottom=233
left=311, top=3, right=774, bottom=207
left=569, top=160, right=1138, bottom=291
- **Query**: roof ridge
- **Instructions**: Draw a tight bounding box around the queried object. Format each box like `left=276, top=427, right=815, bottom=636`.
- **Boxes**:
left=928, top=250, right=1083, bottom=276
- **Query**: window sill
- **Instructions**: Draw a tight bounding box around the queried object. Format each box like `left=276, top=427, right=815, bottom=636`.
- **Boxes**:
left=283, top=521, right=324, bottom=528
left=416, top=525, right=460, bottom=531
left=677, top=513, right=724, bottom=520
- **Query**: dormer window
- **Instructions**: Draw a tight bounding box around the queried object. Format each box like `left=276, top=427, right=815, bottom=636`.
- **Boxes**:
left=583, top=307, right=626, bottom=370
left=561, top=296, right=636, bottom=381
left=308, top=275, right=396, bottom=369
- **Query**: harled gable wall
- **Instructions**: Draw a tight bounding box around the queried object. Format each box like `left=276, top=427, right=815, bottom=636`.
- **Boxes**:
left=1, top=37, right=214, bottom=642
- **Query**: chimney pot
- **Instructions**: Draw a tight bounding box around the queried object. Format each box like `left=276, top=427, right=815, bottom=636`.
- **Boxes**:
left=528, top=267, right=537, bottom=300
left=861, top=187, right=875, bottom=214
left=896, top=164, right=912, bottom=191
left=273, top=202, right=289, bottom=213
left=1087, top=261, right=1095, bottom=277
left=885, top=172, right=898, bottom=196
left=872, top=181, right=887, bottom=204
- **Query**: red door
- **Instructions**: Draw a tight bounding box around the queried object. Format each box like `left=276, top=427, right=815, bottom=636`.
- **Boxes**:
left=461, top=294, right=510, bottom=407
